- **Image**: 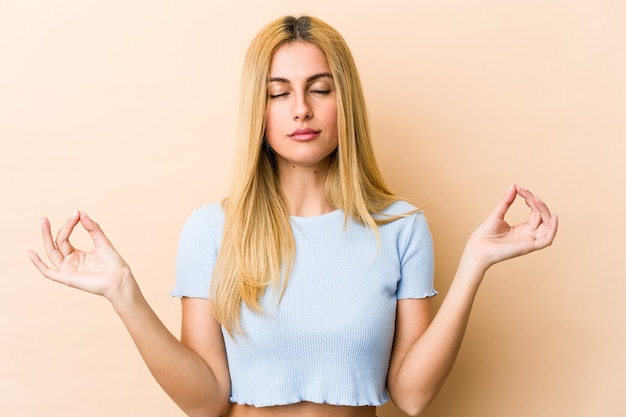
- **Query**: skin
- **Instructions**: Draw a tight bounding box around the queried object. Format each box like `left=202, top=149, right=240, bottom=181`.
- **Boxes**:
left=265, top=41, right=339, bottom=217
left=27, top=40, right=558, bottom=417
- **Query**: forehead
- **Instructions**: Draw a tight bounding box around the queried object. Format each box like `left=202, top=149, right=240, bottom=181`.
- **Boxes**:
left=269, top=41, right=331, bottom=78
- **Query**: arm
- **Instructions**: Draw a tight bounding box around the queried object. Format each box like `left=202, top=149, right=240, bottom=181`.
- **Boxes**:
left=27, top=211, right=230, bottom=417
left=387, top=185, right=558, bottom=416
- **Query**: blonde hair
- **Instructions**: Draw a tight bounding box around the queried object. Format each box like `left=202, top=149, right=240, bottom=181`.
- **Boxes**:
left=211, top=16, right=409, bottom=335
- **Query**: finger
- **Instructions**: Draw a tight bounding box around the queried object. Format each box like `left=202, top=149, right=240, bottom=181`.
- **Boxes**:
left=27, top=249, right=52, bottom=276
left=528, top=207, right=542, bottom=229
left=55, top=211, right=81, bottom=258
left=524, top=194, right=554, bottom=229
left=517, top=186, right=555, bottom=228
left=533, top=214, right=559, bottom=249
left=515, top=184, right=537, bottom=208
left=534, top=196, right=554, bottom=227
left=550, top=214, right=559, bottom=238
left=518, top=185, right=551, bottom=213
left=79, top=211, right=114, bottom=248
left=27, top=249, right=70, bottom=285
left=40, top=217, right=64, bottom=268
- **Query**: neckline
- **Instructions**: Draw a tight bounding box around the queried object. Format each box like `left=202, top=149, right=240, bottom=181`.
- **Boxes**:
left=289, top=209, right=343, bottom=222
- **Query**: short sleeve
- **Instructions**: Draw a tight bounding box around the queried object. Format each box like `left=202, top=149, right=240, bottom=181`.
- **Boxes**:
left=397, top=211, right=437, bottom=299
left=170, top=204, right=225, bottom=299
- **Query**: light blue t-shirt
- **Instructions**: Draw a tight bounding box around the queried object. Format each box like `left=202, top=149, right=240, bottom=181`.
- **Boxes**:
left=171, top=200, right=436, bottom=407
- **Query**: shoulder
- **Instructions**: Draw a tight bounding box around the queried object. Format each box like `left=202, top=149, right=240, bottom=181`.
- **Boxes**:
left=377, top=200, right=432, bottom=249
left=178, top=202, right=226, bottom=246
left=173, top=203, right=226, bottom=298
left=182, top=202, right=225, bottom=230
left=381, top=199, right=420, bottom=216
left=187, top=202, right=225, bottom=222
left=378, top=200, right=428, bottom=227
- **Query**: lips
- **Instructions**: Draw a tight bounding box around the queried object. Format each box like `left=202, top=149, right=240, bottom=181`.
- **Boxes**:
left=288, top=128, right=321, bottom=142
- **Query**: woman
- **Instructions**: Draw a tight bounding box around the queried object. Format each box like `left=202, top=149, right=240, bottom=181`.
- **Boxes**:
left=28, top=15, right=558, bottom=417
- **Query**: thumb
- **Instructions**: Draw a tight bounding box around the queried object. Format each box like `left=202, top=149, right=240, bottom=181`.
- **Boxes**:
left=490, top=184, right=518, bottom=220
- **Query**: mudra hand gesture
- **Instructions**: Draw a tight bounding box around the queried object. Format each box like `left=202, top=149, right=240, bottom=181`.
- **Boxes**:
left=27, top=211, right=133, bottom=302
left=27, top=184, right=557, bottom=295
left=465, top=184, right=558, bottom=271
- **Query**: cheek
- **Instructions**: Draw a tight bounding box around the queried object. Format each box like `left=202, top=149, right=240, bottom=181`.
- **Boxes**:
left=266, top=99, right=288, bottom=120
left=264, top=108, right=287, bottom=153
left=265, top=107, right=279, bottom=138
left=327, top=107, right=339, bottom=142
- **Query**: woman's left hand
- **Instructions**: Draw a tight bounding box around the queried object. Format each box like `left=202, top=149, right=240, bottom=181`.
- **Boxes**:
left=466, top=184, right=558, bottom=270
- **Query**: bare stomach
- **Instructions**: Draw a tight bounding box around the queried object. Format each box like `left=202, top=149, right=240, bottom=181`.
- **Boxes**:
left=224, top=402, right=377, bottom=417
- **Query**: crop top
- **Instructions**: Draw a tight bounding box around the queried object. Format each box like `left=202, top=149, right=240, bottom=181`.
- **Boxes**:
left=171, top=200, right=436, bottom=407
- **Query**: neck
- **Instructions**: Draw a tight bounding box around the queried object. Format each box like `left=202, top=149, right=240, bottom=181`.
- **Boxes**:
left=276, top=159, right=334, bottom=217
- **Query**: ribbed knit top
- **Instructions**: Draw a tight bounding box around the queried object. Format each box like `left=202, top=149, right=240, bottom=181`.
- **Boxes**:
left=171, top=200, right=436, bottom=407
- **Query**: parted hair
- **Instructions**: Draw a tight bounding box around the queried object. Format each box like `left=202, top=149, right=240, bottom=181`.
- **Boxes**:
left=211, top=15, right=409, bottom=335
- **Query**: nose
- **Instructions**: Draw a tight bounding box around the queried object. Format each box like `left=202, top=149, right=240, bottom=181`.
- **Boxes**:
left=293, top=94, right=312, bottom=121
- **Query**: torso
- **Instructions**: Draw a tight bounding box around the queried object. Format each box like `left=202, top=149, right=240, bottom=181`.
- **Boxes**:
left=224, top=402, right=376, bottom=417
left=174, top=202, right=435, bottom=412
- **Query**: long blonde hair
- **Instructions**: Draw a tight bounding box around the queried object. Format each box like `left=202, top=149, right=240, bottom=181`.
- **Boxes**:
left=211, top=16, right=408, bottom=335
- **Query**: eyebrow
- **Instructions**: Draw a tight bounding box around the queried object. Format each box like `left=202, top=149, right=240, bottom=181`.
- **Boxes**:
left=268, top=72, right=333, bottom=84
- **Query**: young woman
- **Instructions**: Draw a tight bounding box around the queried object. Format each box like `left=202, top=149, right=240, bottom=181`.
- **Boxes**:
left=28, top=16, right=558, bottom=417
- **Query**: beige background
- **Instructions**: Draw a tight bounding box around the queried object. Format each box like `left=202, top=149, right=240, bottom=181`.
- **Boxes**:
left=1, top=0, right=625, bottom=416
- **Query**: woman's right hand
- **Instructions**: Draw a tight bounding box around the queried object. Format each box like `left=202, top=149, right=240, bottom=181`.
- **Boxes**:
left=28, top=210, right=134, bottom=301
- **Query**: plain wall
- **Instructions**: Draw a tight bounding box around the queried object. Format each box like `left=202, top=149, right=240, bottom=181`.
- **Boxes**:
left=1, top=1, right=625, bottom=416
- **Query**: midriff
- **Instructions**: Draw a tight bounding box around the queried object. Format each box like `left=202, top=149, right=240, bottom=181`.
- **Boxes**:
left=224, top=402, right=377, bottom=417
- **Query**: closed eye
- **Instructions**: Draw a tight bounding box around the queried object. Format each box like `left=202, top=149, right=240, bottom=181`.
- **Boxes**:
left=269, top=92, right=289, bottom=99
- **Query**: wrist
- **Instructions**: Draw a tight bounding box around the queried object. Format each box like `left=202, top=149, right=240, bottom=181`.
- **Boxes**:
left=456, top=246, right=491, bottom=283
left=462, top=236, right=497, bottom=271
left=107, top=267, right=144, bottom=314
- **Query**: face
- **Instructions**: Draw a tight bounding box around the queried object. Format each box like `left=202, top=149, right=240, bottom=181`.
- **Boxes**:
left=265, top=41, right=338, bottom=172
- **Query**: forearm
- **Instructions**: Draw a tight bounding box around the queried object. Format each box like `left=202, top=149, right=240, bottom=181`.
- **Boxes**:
left=389, top=185, right=558, bottom=416
left=389, top=253, right=487, bottom=416
left=109, top=273, right=229, bottom=417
